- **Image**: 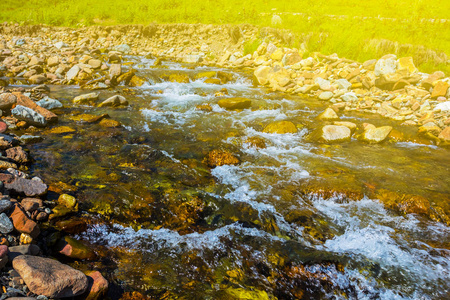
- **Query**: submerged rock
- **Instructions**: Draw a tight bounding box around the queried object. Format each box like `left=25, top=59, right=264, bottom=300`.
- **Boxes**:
left=56, top=236, right=96, bottom=260
left=317, top=108, right=339, bottom=120
left=204, top=149, right=239, bottom=167
left=98, top=95, right=128, bottom=107
left=13, top=255, right=89, bottom=298
left=263, top=121, right=297, bottom=134
left=73, top=93, right=99, bottom=105
left=218, top=97, right=252, bottom=110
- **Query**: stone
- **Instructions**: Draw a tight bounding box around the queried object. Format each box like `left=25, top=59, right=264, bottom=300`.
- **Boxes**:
left=73, top=93, right=99, bottom=105
left=316, top=125, right=351, bottom=143
left=334, top=79, right=352, bottom=90
left=58, top=194, right=78, bottom=211
left=48, top=126, right=76, bottom=134
left=315, top=77, right=331, bottom=90
left=20, top=233, right=33, bottom=244
left=183, top=54, right=203, bottom=64
left=263, top=121, right=297, bottom=134
left=13, top=255, right=89, bottom=298
left=21, top=198, right=42, bottom=212
left=204, top=150, right=239, bottom=167
left=13, top=93, right=58, bottom=124
left=69, top=114, right=108, bottom=123
left=319, top=91, right=333, bottom=100
left=36, top=97, right=63, bottom=110
left=0, top=200, right=12, bottom=213
left=66, top=65, right=80, bottom=81
left=374, top=57, right=397, bottom=76
left=397, top=57, right=417, bottom=73
left=8, top=245, right=41, bottom=261
left=128, top=75, right=146, bottom=87
left=334, top=121, right=357, bottom=133
left=28, top=75, right=46, bottom=85
left=54, top=41, right=68, bottom=49
left=47, top=56, right=59, bottom=67
left=88, top=59, right=102, bottom=69
left=11, top=105, right=46, bottom=127
left=115, top=44, right=131, bottom=54
left=0, top=93, right=17, bottom=110
left=10, top=205, right=40, bottom=238
left=99, top=119, right=121, bottom=128
left=361, top=126, right=393, bottom=143
left=57, top=236, right=96, bottom=260
left=438, top=127, right=450, bottom=142
left=217, top=97, right=251, bottom=110
left=83, top=270, right=109, bottom=300
left=268, top=68, right=291, bottom=87
left=431, top=81, right=449, bottom=99
left=421, top=71, right=445, bottom=89
left=55, top=218, right=87, bottom=234
left=0, top=213, right=13, bottom=234
left=317, top=108, right=339, bottom=120
left=0, top=245, right=8, bottom=258
left=253, top=66, right=272, bottom=85
left=19, top=135, right=43, bottom=144
left=0, top=160, right=17, bottom=170
left=109, top=64, right=122, bottom=79
left=98, top=95, right=128, bottom=107
left=282, top=52, right=302, bottom=66
left=270, top=48, right=284, bottom=61
left=6, top=146, right=29, bottom=164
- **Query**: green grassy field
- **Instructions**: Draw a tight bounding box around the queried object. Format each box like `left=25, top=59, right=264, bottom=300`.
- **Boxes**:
left=1, top=0, right=449, bottom=73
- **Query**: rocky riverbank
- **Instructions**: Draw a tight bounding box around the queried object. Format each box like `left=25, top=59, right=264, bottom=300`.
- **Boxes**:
left=0, top=22, right=449, bottom=299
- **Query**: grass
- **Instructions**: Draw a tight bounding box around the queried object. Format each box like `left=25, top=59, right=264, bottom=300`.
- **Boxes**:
left=1, top=0, right=449, bottom=73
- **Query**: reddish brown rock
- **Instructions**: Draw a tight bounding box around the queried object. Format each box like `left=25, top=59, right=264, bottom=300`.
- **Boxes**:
left=12, top=255, right=89, bottom=298
left=12, top=92, right=58, bottom=124
left=21, top=198, right=43, bottom=212
left=5, top=146, right=30, bottom=164
left=0, top=121, right=8, bottom=133
left=0, top=173, right=47, bottom=196
left=10, top=205, right=40, bottom=238
left=84, top=270, right=109, bottom=300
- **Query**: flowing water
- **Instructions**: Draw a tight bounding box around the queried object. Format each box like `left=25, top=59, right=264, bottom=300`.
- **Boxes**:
left=19, top=58, right=450, bottom=299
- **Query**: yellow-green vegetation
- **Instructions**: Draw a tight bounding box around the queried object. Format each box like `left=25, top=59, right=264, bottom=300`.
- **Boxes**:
left=1, top=0, right=449, bottom=73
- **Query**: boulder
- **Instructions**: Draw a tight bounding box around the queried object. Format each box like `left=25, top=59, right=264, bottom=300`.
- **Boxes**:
left=98, top=95, right=128, bottom=107
left=36, top=97, right=63, bottom=110
left=374, top=57, right=397, bottom=76
left=73, top=93, right=99, bottom=105
left=397, top=57, right=417, bottom=73
left=0, top=173, right=47, bottom=197
left=217, top=97, right=251, bottom=110
left=253, top=66, right=272, bottom=85
left=263, top=121, right=297, bottom=134
left=57, top=194, right=78, bottom=211
left=13, top=93, right=58, bottom=124
left=431, top=81, right=449, bottom=99
left=11, top=105, right=46, bottom=127
left=315, top=125, right=351, bottom=143
left=361, top=126, right=393, bottom=143
left=13, top=255, right=89, bottom=298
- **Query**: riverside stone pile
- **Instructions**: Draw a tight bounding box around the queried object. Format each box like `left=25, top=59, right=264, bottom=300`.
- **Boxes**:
left=0, top=23, right=449, bottom=145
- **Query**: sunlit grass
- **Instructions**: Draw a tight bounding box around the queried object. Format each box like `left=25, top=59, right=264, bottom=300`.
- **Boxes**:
left=1, top=0, right=449, bottom=73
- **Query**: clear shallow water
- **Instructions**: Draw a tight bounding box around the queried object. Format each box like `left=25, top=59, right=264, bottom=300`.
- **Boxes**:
left=21, top=59, right=450, bottom=299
